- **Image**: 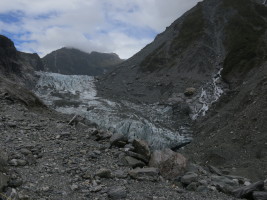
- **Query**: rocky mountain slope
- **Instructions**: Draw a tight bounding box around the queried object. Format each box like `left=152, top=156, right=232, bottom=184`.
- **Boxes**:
left=0, top=35, right=44, bottom=88
left=97, top=0, right=267, bottom=181
left=42, top=48, right=123, bottom=76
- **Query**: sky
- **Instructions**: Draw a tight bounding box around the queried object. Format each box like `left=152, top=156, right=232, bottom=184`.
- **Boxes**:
left=0, top=0, right=200, bottom=59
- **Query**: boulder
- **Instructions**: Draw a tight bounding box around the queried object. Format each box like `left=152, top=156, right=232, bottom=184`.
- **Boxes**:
left=108, top=186, right=127, bottom=199
left=208, top=165, right=222, bottom=176
left=95, top=168, right=112, bottom=178
left=184, top=87, right=196, bottom=96
left=128, top=167, right=159, bottom=181
left=125, top=151, right=149, bottom=164
left=253, top=191, right=267, bottom=200
left=125, top=156, right=145, bottom=168
left=181, top=172, right=198, bottom=185
left=149, top=149, right=187, bottom=179
left=110, top=133, right=127, bottom=148
left=132, top=139, right=151, bottom=160
left=233, top=181, right=264, bottom=199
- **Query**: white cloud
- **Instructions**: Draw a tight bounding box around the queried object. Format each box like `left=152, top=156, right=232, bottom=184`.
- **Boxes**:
left=0, top=0, right=200, bottom=59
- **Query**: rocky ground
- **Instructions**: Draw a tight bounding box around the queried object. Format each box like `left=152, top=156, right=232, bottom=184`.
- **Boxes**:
left=0, top=89, right=250, bottom=200
left=1, top=88, right=267, bottom=200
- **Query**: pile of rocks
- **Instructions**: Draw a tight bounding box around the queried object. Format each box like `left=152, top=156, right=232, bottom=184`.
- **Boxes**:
left=105, top=131, right=267, bottom=200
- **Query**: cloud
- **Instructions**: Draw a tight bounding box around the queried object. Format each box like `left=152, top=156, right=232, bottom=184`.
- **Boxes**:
left=0, top=0, right=200, bottom=59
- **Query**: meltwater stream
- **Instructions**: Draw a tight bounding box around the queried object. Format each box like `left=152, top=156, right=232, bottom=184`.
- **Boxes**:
left=34, top=72, right=192, bottom=150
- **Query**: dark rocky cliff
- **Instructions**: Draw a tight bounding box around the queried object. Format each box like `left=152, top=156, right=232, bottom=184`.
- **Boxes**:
left=42, top=47, right=123, bottom=76
left=0, top=35, right=44, bottom=87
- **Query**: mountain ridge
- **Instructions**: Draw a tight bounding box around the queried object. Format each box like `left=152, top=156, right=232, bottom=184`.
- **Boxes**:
left=42, top=47, right=123, bottom=76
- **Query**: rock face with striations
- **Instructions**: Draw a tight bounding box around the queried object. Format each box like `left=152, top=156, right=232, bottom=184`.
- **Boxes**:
left=42, top=47, right=123, bottom=76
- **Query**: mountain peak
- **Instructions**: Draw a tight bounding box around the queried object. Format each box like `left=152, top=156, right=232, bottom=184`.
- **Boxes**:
left=42, top=47, right=123, bottom=76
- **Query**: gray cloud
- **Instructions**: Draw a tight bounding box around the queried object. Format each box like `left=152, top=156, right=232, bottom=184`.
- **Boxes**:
left=0, top=0, right=200, bottom=59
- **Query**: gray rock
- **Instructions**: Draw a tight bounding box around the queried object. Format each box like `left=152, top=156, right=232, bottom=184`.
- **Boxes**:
left=113, top=170, right=128, bottom=179
left=149, top=149, right=187, bottom=179
left=5, top=188, right=19, bottom=200
left=20, top=148, right=32, bottom=155
left=9, top=178, right=23, bottom=187
left=132, top=139, right=151, bottom=159
left=125, top=156, right=145, bottom=168
left=0, top=149, right=8, bottom=172
left=25, top=154, right=37, bottom=165
left=7, top=122, right=17, bottom=127
left=110, top=133, right=127, bottom=148
left=70, top=184, right=79, bottom=191
left=17, top=159, right=27, bottom=166
left=90, top=185, right=102, bottom=193
left=208, top=165, right=222, bottom=176
left=253, top=191, right=267, bottom=200
left=125, top=151, right=149, bottom=163
left=0, top=172, right=9, bottom=192
left=186, top=164, right=208, bottom=175
left=41, top=186, right=51, bottom=192
left=82, top=171, right=92, bottom=179
left=225, top=175, right=250, bottom=185
left=233, top=181, right=264, bottom=199
left=186, top=182, right=199, bottom=191
left=95, top=168, right=112, bottom=178
left=196, top=185, right=210, bottom=193
left=9, top=159, right=18, bottom=166
left=211, top=175, right=238, bottom=187
left=124, top=144, right=134, bottom=151
left=184, top=87, right=196, bottom=96
left=128, top=167, right=159, bottom=181
left=181, top=172, right=198, bottom=185
left=108, top=186, right=127, bottom=199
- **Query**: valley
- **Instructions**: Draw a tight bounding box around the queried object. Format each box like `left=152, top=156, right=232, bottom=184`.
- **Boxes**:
left=0, top=0, right=267, bottom=199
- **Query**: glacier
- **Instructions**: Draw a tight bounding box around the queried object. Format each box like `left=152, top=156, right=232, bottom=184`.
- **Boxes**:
left=34, top=71, right=192, bottom=150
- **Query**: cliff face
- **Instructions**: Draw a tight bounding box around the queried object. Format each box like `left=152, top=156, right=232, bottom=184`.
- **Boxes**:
left=0, top=35, right=44, bottom=87
left=42, top=48, right=123, bottom=76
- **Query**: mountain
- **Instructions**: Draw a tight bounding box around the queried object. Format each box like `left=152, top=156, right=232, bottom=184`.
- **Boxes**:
left=98, top=0, right=267, bottom=103
left=0, top=35, right=44, bottom=88
left=42, top=47, right=123, bottom=76
left=97, top=0, right=267, bottom=180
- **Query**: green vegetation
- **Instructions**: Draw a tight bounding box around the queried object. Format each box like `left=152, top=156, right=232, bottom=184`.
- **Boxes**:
left=222, top=0, right=267, bottom=77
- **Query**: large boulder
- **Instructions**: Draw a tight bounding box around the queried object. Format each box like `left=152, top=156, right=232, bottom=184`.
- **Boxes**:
left=184, top=87, right=196, bottom=96
left=132, top=139, right=151, bottom=160
left=128, top=167, right=159, bottom=181
left=124, top=156, right=145, bottom=168
left=149, top=148, right=187, bottom=179
left=181, top=172, right=198, bottom=185
left=110, top=133, right=128, bottom=148
left=108, top=186, right=127, bottom=199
